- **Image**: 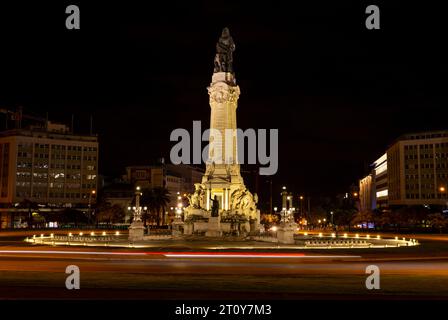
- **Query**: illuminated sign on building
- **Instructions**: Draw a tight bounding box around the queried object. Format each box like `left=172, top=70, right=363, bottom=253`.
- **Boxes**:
left=376, top=189, right=388, bottom=198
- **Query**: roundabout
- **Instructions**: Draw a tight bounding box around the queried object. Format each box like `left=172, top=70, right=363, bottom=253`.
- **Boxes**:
left=25, top=230, right=418, bottom=250
left=0, top=229, right=446, bottom=300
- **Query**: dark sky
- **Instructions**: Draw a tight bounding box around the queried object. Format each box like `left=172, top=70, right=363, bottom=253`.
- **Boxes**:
left=0, top=1, right=447, bottom=199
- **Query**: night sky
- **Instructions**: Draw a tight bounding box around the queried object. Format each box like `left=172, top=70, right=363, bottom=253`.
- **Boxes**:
left=0, top=1, right=447, bottom=199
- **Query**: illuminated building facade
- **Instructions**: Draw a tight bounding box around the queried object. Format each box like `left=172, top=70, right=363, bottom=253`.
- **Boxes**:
left=359, top=174, right=375, bottom=212
left=373, top=153, right=388, bottom=208
left=360, top=130, right=448, bottom=209
left=0, top=123, right=98, bottom=228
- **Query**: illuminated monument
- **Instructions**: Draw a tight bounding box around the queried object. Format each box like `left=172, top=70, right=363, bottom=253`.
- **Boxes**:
left=183, top=28, right=260, bottom=236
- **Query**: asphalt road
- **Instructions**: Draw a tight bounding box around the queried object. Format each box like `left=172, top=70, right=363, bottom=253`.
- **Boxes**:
left=1, top=233, right=448, bottom=300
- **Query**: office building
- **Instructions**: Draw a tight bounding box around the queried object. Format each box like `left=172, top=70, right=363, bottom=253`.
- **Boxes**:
left=0, top=122, right=98, bottom=228
left=359, top=130, right=448, bottom=210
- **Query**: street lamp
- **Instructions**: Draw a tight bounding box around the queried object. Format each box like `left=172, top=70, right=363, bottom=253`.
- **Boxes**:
left=133, top=186, right=143, bottom=223
left=440, top=186, right=447, bottom=210
left=330, top=211, right=337, bottom=236
left=88, top=189, right=96, bottom=224
left=299, top=195, right=304, bottom=218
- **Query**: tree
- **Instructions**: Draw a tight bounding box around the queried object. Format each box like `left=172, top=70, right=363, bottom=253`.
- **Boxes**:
left=428, top=213, right=447, bottom=233
left=96, top=204, right=125, bottom=224
left=140, top=187, right=170, bottom=227
left=152, top=187, right=171, bottom=226
left=55, top=208, right=89, bottom=225
left=351, top=210, right=373, bottom=230
left=18, top=199, right=39, bottom=227
left=389, top=206, right=431, bottom=231
left=334, top=208, right=357, bottom=231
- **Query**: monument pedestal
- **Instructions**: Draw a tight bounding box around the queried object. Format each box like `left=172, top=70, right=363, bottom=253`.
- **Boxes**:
left=277, top=223, right=297, bottom=244
left=205, top=217, right=222, bottom=237
left=128, top=221, right=145, bottom=241
left=183, top=223, right=193, bottom=235
left=172, top=218, right=184, bottom=237
left=249, top=218, right=259, bottom=235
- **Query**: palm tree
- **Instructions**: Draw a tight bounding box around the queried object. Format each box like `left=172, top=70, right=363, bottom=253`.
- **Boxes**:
left=140, top=187, right=170, bottom=227
left=140, top=188, right=155, bottom=227
left=152, top=187, right=170, bottom=226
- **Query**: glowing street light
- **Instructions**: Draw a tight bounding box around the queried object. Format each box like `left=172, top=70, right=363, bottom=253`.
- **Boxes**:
left=88, top=189, right=96, bottom=224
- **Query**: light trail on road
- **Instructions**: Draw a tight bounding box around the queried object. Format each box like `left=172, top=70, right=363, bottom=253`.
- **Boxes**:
left=0, top=249, right=361, bottom=259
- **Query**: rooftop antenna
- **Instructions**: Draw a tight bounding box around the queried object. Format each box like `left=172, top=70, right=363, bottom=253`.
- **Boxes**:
left=45, top=112, right=49, bottom=130
left=90, top=114, right=93, bottom=135
left=71, top=114, right=74, bottom=134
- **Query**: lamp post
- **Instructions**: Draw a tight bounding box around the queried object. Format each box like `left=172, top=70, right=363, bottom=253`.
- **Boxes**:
left=133, top=186, right=142, bottom=222
left=330, top=211, right=336, bottom=236
left=88, top=189, right=96, bottom=224
left=172, top=193, right=185, bottom=236
left=128, top=186, right=145, bottom=241
left=440, top=186, right=447, bottom=210
left=299, top=195, right=304, bottom=219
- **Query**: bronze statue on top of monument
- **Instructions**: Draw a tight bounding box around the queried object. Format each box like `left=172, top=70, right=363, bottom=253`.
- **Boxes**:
left=214, top=27, right=235, bottom=73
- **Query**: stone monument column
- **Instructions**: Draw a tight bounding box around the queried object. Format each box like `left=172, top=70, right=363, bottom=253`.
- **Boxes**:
left=204, top=28, right=242, bottom=185
left=183, top=28, right=261, bottom=236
